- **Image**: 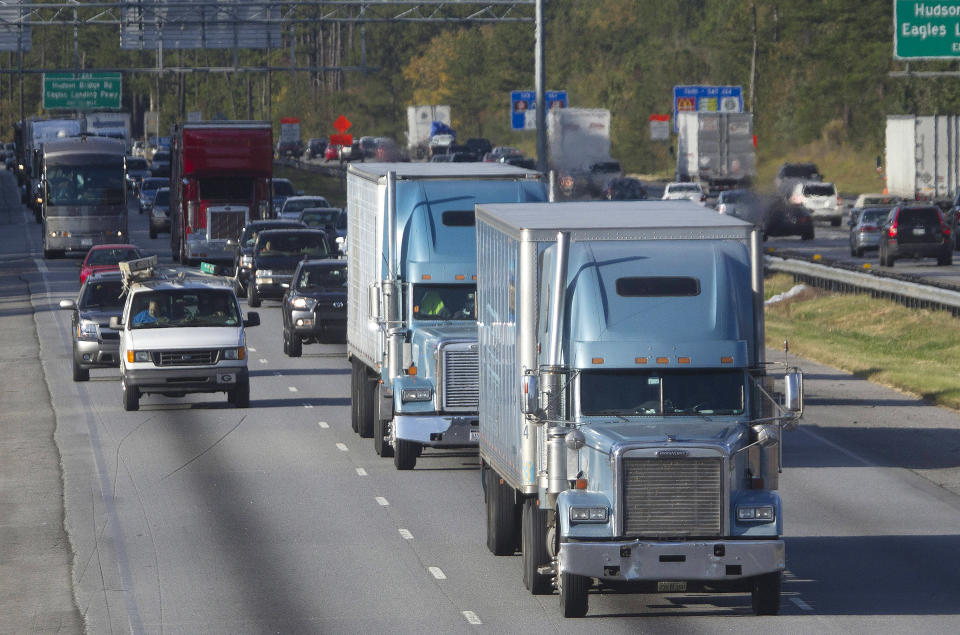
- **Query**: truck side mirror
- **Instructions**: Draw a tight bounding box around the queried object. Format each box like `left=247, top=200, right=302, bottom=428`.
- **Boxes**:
left=109, top=316, right=123, bottom=330
left=520, top=374, right=539, bottom=415
left=782, top=369, right=803, bottom=430
left=368, top=282, right=383, bottom=323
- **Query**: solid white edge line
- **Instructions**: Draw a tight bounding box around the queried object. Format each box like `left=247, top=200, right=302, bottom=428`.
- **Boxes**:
left=428, top=566, right=446, bottom=580
left=375, top=496, right=389, bottom=506
left=303, top=404, right=314, bottom=409
left=790, top=597, right=813, bottom=611
left=462, top=611, right=482, bottom=625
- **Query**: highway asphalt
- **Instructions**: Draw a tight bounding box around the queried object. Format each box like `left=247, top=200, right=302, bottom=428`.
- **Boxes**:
left=4, top=169, right=960, bottom=633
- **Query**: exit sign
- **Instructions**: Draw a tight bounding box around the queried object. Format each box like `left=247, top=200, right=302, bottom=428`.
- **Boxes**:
left=894, top=0, right=960, bottom=59
left=43, top=73, right=122, bottom=110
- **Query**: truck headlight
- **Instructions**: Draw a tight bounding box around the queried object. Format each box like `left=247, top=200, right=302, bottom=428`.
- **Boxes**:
left=569, top=506, right=609, bottom=523
left=401, top=387, right=433, bottom=402
left=127, top=350, right=152, bottom=363
left=222, top=347, right=245, bottom=360
left=77, top=319, right=99, bottom=340
left=736, top=505, right=775, bottom=522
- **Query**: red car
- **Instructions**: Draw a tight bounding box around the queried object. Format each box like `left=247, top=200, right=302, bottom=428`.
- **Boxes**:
left=79, top=244, right=144, bottom=285
left=324, top=144, right=341, bottom=161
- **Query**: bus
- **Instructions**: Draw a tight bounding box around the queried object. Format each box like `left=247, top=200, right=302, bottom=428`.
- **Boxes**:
left=42, top=136, right=127, bottom=259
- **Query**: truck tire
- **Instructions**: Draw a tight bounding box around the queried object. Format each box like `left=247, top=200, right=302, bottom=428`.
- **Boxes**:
left=247, top=282, right=261, bottom=308
left=357, top=367, right=375, bottom=438
left=229, top=378, right=250, bottom=408
left=393, top=439, right=417, bottom=470
left=751, top=571, right=782, bottom=616
left=121, top=377, right=139, bottom=412
left=521, top=498, right=551, bottom=594
left=350, top=360, right=361, bottom=433
left=558, top=570, right=589, bottom=618
left=72, top=356, right=89, bottom=382
left=373, top=394, right=394, bottom=457
left=485, top=467, right=518, bottom=556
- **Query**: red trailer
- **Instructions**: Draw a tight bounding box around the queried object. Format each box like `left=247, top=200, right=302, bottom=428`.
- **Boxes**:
left=170, top=121, right=273, bottom=266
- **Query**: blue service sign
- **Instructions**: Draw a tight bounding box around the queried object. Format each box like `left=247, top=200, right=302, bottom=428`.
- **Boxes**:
left=672, top=85, right=743, bottom=131
left=511, top=90, right=568, bottom=130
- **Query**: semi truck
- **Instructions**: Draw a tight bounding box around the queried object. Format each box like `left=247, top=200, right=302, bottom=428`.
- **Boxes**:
left=676, top=111, right=755, bottom=194
left=406, top=105, right=451, bottom=159
left=346, top=162, right=547, bottom=470
left=169, top=121, right=274, bottom=266
left=546, top=108, right=620, bottom=199
left=885, top=115, right=960, bottom=201
left=474, top=200, right=804, bottom=617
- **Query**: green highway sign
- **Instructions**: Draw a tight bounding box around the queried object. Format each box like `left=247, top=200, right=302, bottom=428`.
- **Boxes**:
left=43, top=73, right=122, bottom=110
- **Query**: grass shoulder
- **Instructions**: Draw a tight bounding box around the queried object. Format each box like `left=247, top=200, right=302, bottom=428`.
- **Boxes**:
left=764, top=273, right=960, bottom=410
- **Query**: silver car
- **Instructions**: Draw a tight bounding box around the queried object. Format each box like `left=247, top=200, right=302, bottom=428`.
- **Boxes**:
left=59, top=272, right=125, bottom=381
left=848, top=206, right=893, bottom=257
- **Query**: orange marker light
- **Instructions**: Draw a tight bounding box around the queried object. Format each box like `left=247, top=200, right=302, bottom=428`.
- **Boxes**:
left=127, top=351, right=134, bottom=363
left=592, top=358, right=604, bottom=365
left=635, top=357, right=648, bottom=364
left=575, top=478, right=589, bottom=490
left=408, top=363, right=418, bottom=376
left=455, top=274, right=465, bottom=280
left=678, top=357, right=690, bottom=364
left=421, top=274, right=432, bottom=280
left=656, top=357, right=669, bottom=364
left=721, top=356, right=734, bottom=364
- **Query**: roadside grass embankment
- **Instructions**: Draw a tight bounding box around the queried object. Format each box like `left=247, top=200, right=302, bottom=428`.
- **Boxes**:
left=756, top=135, right=885, bottom=196
left=765, top=273, right=960, bottom=411
left=274, top=162, right=346, bottom=208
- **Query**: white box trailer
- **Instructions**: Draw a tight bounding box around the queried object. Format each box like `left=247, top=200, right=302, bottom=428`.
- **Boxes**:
left=676, top=111, right=755, bottom=193
left=885, top=115, right=960, bottom=200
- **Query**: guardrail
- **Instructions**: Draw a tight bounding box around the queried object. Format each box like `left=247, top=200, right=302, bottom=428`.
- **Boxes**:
left=767, top=256, right=960, bottom=316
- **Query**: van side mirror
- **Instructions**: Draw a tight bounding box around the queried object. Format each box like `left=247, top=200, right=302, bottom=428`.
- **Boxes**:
left=109, top=316, right=123, bottom=330
left=521, top=374, right=539, bottom=415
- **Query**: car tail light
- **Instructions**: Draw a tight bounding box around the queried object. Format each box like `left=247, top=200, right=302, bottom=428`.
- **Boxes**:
left=941, top=222, right=951, bottom=236
left=862, top=225, right=879, bottom=233
left=699, top=194, right=706, bottom=203
left=837, top=196, right=843, bottom=208
left=791, top=194, right=803, bottom=204
left=888, top=216, right=898, bottom=238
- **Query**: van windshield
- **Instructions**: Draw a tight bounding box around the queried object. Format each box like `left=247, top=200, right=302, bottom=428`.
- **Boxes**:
left=580, top=370, right=745, bottom=416
left=129, top=289, right=240, bottom=329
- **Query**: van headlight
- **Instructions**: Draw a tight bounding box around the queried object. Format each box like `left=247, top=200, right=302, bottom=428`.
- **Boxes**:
left=737, top=505, right=775, bottom=522
left=127, top=350, right=151, bottom=363
left=222, top=347, right=245, bottom=360
left=569, top=506, right=609, bottom=523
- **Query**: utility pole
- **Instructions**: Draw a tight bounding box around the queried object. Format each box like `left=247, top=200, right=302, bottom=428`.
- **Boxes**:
left=535, top=0, right=546, bottom=173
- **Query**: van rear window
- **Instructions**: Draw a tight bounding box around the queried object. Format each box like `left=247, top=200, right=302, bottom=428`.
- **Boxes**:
left=616, top=277, right=700, bottom=297
left=442, top=210, right=475, bottom=227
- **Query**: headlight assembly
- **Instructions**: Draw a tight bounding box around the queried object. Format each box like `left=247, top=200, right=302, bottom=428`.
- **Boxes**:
left=222, top=347, right=245, bottom=360
left=77, top=319, right=99, bottom=340
left=240, top=255, right=253, bottom=267
left=256, top=269, right=273, bottom=279
left=291, top=297, right=317, bottom=311
left=736, top=505, right=775, bottom=522
left=569, top=506, right=609, bottom=523
left=401, top=387, right=432, bottom=402
left=127, top=350, right=152, bottom=363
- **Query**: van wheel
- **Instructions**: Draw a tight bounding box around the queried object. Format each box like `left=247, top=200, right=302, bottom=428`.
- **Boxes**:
left=247, top=282, right=261, bottom=307
left=229, top=378, right=250, bottom=408
left=485, top=467, right=518, bottom=555
left=72, top=356, right=89, bottom=382
left=751, top=571, right=782, bottom=616
left=558, top=570, right=589, bottom=618
left=122, top=378, right=139, bottom=411
left=522, top=498, right=552, bottom=594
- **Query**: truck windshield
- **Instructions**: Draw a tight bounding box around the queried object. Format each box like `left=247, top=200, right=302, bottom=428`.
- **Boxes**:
left=46, top=164, right=124, bottom=211
left=199, top=177, right=252, bottom=201
left=129, top=289, right=240, bottom=329
left=580, top=369, right=745, bottom=417
left=412, top=285, right=476, bottom=320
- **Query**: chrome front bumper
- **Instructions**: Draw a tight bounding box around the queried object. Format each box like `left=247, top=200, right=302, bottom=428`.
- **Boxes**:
left=393, top=414, right=479, bottom=447
left=559, top=538, right=784, bottom=582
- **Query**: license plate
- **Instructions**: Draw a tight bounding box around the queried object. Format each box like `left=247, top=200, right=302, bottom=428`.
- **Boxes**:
left=657, top=581, right=687, bottom=592
left=81, top=238, right=93, bottom=247
left=217, top=373, right=237, bottom=384
left=469, top=429, right=480, bottom=441
left=913, top=227, right=926, bottom=236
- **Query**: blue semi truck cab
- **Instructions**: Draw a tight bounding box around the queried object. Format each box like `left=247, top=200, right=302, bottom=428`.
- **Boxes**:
left=346, top=163, right=547, bottom=469
left=474, top=201, right=803, bottom=617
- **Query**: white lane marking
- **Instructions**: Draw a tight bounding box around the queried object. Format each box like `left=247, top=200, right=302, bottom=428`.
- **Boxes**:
left=288, top=386, right=299, bottom=392
left=799, top=426, right=874, bottom=467
left=428, top=567, right=446, bottom=580
left=303, top=404, right=314, bottom=409
left=259, top=358, right=268, bottom=364
left=398, top=528, right=414, bottom=540
left=375, top=496, right=389, bottom=506
left=318, top=421, right=329, bottom=429
left=462, top=611, right=482, bottom=625
left=791, top=597, right=813, bottom=611
left=356, top=467, right=367, bottom=476
left=336, top=443, right=348, bottom=452
left=248, top=347, right=257, bottom=352
left=34, top=258, right=49, bottom=274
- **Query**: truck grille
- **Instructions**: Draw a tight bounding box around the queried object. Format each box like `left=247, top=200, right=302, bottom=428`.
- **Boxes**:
left=209, top=210, right=246, bottom=240
left=621, top=457, right=722, bottom=538
left=441, top=345, right=479, bottom=412
left=152, top=350, right=219, bottom=366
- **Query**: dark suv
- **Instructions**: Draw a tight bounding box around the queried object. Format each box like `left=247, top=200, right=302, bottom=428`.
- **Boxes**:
left=775, top=162, right=822, bottom=199
left=246, top=229, right=330, bottom=306
left=231, top=220, right=306, bottom=291
left=281, top=259, right=348, bottom=356
left=878, top=205, right=953, bottom=267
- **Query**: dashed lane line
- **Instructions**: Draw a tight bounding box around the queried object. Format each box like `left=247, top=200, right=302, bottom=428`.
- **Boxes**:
left=428, top=567, right=446, bottom=580
left=398, top=528, right=414, bottom=540
left=336, top=443, right=348, bottom=452
left=318, top=421, right=329, bottom=429
left=356, top=467, right=367, bottom=476
left=462, top=611, right=482, bottom=625
left=375, top=496, right=389, bottom=506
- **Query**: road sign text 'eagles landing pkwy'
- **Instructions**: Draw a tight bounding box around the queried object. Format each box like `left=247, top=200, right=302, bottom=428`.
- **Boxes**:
left=895, top=1, right=960, bottom=59
left=43, top=73, right=122, bottom=110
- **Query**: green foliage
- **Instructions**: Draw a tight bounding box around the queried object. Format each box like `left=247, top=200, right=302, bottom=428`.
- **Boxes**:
left=2, top=1, right=958, bottom=175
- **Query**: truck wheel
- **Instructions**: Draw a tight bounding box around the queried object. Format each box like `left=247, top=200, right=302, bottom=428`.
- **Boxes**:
left=247, top=282, right=261, bottom=307
left=72, top=356, right=89, bottom=382
left=373, top=394, right=394, bottom=457
left=288, top=333, right=302, bottom=357
left=350, top=360, right=362, bottom=433
left=357, top=367, right=375, bottom=438
left=751, top=571, right=782, bottom=616
left=149, top=226, right=157, bottom=239
left=558, top=570, right=589, bottom=618
left=122, top=377, right=139, bottom=412
left=485, top=467, right=518, bottom=556
left=393, top=439, right=417, bottom=470
left=521, top=498, right=551, bottom=594
left=228, top=378, right=250, bottom=408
